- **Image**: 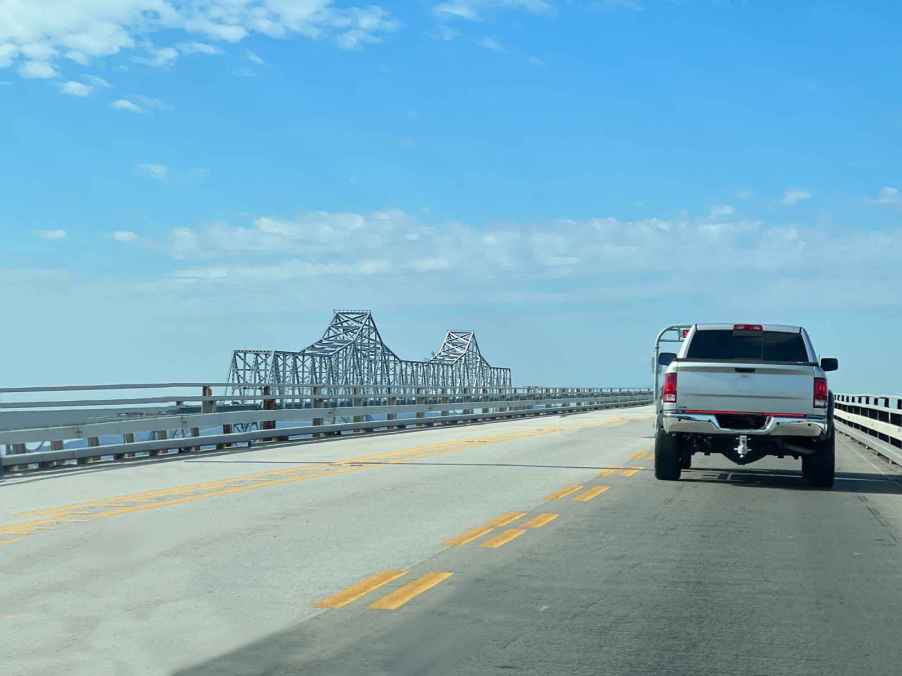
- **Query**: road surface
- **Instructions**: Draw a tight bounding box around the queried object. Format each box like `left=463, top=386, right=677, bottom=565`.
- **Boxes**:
left=3, top=406, right=902, bottom=675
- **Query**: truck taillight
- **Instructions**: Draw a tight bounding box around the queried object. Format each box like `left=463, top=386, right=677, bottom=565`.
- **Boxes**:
left=733, top=324, right=763, bottom=332
left=814, top=377, right=828, bottom=408
left=662, top=373, right=677, bottom=403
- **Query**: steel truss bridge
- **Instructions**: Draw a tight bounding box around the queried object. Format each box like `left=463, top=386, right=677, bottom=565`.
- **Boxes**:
left=227, top=311, right=513, bottom=404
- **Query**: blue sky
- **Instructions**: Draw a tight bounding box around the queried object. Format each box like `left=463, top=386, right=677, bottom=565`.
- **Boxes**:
left=1, top=0, right=900, bottom=392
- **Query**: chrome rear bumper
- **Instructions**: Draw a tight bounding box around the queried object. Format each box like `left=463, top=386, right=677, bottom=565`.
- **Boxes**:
left=661, top=412, right=828, bottom=438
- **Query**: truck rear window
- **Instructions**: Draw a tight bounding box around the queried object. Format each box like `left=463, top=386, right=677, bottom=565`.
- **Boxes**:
left=685, top=330, right=809, bottom=362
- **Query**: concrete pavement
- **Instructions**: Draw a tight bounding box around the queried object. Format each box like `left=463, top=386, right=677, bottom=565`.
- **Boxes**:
left=3, top=406, right=902, bottom=675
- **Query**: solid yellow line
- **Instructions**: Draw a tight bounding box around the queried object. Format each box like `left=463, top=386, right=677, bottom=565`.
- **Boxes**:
left=545, top=484, right=583, bottom=501
left=480, top=528, right=528, bottom=549
left=522, top=513, right=559, bottom=529
left=574, top=485, right=610, bottom=502
left=445, top=525, right=495, bottom=546
left=369, top=572, right=453, bottom=610
left=622, top=469, right=639, bottom=477
left=316, top=570, right=407, bottom=609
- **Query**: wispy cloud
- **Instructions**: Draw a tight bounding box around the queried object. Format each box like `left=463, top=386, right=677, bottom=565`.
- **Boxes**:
left=709, top=204, right=735, bottom=218
left=18, top=61, right=57, bottom=79
left=243, top=49, right=264, bottom=65
left=179, top=42, right=222, bottom=56
left=477, top=36, right=506, bottom=52
left=111, top=98, right=144, bottom=113
left=434, top=0, right=554, bottom=21
left=111, top=95, right=170, bottom=113
left=137, top=163, right=169, bottom=181
left=36, top=229, right=67, bottom=241
left=782, top=189, right=812, bottom=206
left=0, top=1, right=399, bottom=82
left=112, top=230, right=140, bottom=242
left=135, top=45, right=180, bottom=68
left=85, top=75, right=112, bottom=88
left=59, top=80, right=94, bottom=97
left=593, top=0, right=642, bottom=10
left=869, top=186, right=901, bottom=206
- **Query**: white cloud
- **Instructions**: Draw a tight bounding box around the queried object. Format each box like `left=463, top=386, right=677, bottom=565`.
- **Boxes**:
left=135, top=45, right=179, bottom=67
left=36, top=229, right=67, bottom=240
left=243, top=48, right=264, bottom=64
left=18, top=61, right=58, bottom=79
left=111, top=98, right=143, bottom=113
left=709, top=204, right=735, bottom=218
left=137, top=163, right=169, bottom=180
left=112, top=230, right=139, bottom=242
left=594, top=0, right=642, bottom=9
left=434, top=0, right=553, bottom=21
left=782, top=189, right=812, bottom=206
left=0, top=1, right=398, bottom=81
left=869, top=186, right=901, bottom=206
left=477, top=36, right=506, bottom=52
left=85, top=74, right=112, bottom=88
left=59, top=80, right=94, bottom=96
left=178, top=41, right=221, bottom=55
left=132, top=94, right=170, bottom=110
left=154, top=209, right=902, bottom=327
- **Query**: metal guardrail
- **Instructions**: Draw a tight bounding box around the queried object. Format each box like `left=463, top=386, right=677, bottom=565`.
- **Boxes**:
left=834, top=393, right=902, bottom=465
left=0, top=384, right=653, bottom=477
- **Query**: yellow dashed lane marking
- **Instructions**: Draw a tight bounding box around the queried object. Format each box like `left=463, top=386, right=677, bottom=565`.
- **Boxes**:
left=446, top=525, right=496, bottom=546
left=598, top=468, right=617, bottom=477
left=574, top=485, right=610, bottom=502
left=622, top=469, right=639, bottom=477
left=2, top=418, right=636, bottom=547
left=488, top=512, right=527, bottom=528
left=446, top=512, right=527, bottom=546
left=369, top=572, right=453, bottom=610
left=522, top=513, right=559, bottom=529
left=480, top=528, right=528, bottom=549
left=545, top=484, right=583, bottom=501
left=316, top=570, right=407, bottom=609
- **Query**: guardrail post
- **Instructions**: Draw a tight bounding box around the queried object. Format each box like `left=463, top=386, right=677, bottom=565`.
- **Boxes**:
left=201, top=385, right=216, bottom=415
left=312, top=386, right=324, bottom=438
left=463, top=388, right=473, bottom=420
left=117, top=433, right=134, bottom=461
left=262, top=385, right=278, bottom=442
left=352, top=387, right=364, bottom=428
left=219, top=424, right=232, bottom=450
left=387, top=390, right=398, bottom=430
left=415, top=388, right=425, bottom=426
left=150, top=431, right=168, bottom=457
left=78, top=436, right=100, bottom=465
left=41, top=440, right=64, bottom=469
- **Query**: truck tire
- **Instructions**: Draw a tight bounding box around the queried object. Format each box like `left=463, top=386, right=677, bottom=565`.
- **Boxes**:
left=802, top=433, right=835, bottom=488
left=655, top=430, right=682, bottom=481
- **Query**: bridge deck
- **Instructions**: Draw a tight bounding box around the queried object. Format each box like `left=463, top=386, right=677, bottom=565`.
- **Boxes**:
left=2, top=407, right=902, bottom=675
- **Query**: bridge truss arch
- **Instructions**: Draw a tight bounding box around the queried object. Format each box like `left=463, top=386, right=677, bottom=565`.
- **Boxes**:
left=227, top=311, right=512, bottom=404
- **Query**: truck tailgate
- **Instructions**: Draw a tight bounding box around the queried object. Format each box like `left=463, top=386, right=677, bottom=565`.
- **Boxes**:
left=676, top=362, right=814, bottom=415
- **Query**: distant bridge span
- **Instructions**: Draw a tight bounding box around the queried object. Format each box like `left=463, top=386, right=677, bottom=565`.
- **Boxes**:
left=227, top=310, right=512, bottom=403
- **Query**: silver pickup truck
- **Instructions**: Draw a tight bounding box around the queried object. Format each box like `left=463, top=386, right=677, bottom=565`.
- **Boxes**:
left=655, top=323, right=839, bottom=487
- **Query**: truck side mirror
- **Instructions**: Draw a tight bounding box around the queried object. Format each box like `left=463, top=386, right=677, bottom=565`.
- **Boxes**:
left=820, top=357, right=838, bottom=372
left=658, top=352, right=677, bottom=367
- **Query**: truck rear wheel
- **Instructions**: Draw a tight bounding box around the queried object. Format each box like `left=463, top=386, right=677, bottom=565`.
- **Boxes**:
left=655, top=430, right=682, bottom=481
left=802, top=433, right=835, bottom=488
